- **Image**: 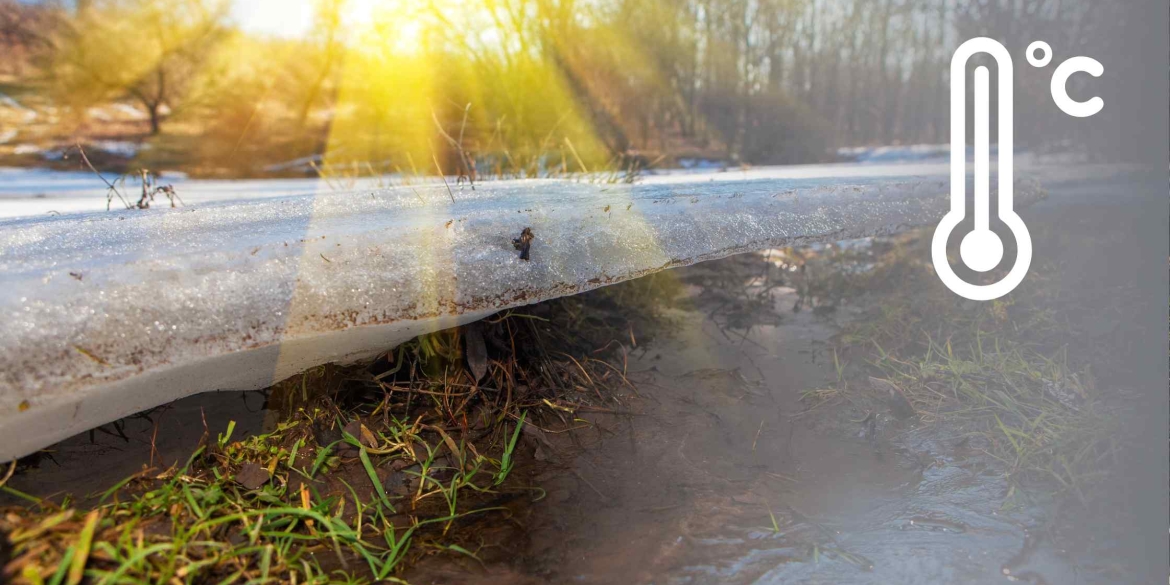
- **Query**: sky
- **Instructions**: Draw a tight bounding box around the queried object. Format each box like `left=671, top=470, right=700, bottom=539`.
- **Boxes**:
left=234, top=0, right=385, bottom=38
left=22, top=0, right=372, bottom=39
left=230, top=0, right=317, bottom=37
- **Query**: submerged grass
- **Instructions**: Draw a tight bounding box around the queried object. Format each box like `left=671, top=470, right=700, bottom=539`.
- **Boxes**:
left=0, top=273, right=681, bottom=584
left=786, top=230, right=1123, bottom=503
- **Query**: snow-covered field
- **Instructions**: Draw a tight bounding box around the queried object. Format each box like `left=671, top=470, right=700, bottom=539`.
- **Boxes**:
left=0, top=163, right=962, bottom=219
left=0, top=144, right=1096, bottom=220
left=0, top=167, right=352, bottom=218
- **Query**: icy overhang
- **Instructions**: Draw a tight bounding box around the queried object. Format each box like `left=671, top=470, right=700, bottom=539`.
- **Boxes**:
left=0, top=173, right=1043, bottom=461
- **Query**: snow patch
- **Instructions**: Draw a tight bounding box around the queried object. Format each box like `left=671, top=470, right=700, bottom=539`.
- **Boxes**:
left=89, top=140, right=146, bottom=158
left=0, top=93, right=37, bottom=123
left=113, top=103, right=149, bottom=120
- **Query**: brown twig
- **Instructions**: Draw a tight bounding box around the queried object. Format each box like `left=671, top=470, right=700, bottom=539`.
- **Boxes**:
left=431, top=150, right=456, bottom=203
left=76, top=142, right=130, bottom=210
left=431, top=105, right=476, bottom=190
left=0, top=459, right=16, bottom=489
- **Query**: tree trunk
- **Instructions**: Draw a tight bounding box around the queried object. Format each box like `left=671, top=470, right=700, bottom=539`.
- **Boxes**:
left=148, top=104, right=161, bottom=135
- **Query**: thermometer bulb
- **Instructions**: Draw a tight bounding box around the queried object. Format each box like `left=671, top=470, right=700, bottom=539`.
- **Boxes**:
left=960, top=230, right=1003, bottom=273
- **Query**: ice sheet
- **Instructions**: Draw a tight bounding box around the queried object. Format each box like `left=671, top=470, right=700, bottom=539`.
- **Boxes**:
left=0, top=172, right=1044, bottom=460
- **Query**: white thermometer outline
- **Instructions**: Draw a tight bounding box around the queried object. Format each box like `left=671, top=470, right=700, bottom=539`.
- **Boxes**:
left=932, top=37, right=1032, bottom=301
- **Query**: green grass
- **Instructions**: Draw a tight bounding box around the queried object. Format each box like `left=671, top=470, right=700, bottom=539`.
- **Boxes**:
left=1, top=406, right=522, bottom=583
left=865, top=331, right=1117, bottom=500
left=494, top=411, right=526, bottom=487
left=790, top=230, right=1123, bottom=503
left=1, top=277, right=668, bottom=583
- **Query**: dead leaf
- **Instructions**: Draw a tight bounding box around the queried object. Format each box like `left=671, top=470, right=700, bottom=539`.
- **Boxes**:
left=464, top=322, right=488, bottom=382
left=428, top=425, right=465, bottom=469
left=235, top=463, right=271, bottom=490
left=342, top=420, right=378, bottom=449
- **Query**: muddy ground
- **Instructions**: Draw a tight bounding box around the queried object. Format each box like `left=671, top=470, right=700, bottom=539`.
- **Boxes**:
left=2, top=174, right=1165, bottom=584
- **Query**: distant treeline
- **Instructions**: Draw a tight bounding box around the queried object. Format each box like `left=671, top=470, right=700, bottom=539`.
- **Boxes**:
left=0, top=0, right=1129, bottom=176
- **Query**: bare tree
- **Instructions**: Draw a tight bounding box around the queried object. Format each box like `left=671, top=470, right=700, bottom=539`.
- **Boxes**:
left=47, top=0, right=229, bottom=135
left=293, top=0, right=347, bottom=129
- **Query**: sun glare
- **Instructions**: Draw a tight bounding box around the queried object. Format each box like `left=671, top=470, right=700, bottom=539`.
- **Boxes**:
left=232, top=0, right=396, bottom=40
left=231, top=0, right=315, bottom=38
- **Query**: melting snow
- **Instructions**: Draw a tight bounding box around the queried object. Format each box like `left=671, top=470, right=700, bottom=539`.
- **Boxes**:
left=0, top=166, right=1050, bottom=460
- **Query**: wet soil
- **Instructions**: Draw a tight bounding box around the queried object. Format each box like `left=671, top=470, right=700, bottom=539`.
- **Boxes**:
left=2, top=391, right=269, bottom=503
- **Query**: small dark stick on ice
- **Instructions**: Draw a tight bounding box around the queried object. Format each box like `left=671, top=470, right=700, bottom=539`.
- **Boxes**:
left=512, top=227, right=534, bottom=261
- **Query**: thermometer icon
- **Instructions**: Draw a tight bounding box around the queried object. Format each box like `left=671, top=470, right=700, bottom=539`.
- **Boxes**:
left=932, top=37, right=1103, bottom=301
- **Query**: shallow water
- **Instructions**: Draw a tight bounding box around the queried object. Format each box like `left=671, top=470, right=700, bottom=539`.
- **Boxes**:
left=396, top=270, right=1072, bottom=585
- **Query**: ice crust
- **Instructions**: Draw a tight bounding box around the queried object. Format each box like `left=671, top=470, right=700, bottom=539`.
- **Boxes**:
left=0, top=173, right=1040, bottom=460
